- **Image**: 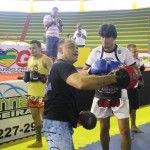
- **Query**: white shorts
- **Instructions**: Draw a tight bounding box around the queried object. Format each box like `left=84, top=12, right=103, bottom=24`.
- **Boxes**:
left=91, top=97, right=129, bottom=119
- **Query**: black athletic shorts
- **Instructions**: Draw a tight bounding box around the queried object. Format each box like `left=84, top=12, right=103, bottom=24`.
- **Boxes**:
left=127, top=88, right=139, bottom=113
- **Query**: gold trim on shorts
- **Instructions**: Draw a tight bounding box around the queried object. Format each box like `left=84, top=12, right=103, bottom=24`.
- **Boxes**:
left=27, top=95, right=44, bottom=108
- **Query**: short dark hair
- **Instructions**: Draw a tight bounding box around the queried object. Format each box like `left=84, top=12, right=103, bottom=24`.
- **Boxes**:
left=127, top=43, right=137, bottom=49
left=29, top=40, right=41, bottom=48
left=99, top=24, right=117, bottom=39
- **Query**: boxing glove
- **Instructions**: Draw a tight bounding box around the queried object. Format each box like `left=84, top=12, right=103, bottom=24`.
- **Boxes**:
left=108, top=60, right=123, bottom=72
left=79, top=111, right=97, bottom=130
left=89, top=59, right=110, bottom=75
left=39, top=74, right=47, bottom=83
left=23, top=71, right=30, bottom=82
left=110, top=66, right=139, bottom=89
left=30, top=71, right=40, bottom=82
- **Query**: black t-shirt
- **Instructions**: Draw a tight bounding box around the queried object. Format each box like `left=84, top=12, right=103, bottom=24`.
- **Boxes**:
left=44, top=59, right=79, bottom=128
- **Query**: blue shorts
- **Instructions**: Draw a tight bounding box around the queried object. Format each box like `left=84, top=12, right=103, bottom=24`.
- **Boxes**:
left=46, top=36, right=59, bottom=57
left=43, top=119, right=75, bottom=150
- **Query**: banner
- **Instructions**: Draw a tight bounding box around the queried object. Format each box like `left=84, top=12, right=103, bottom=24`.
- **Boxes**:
left=0, top=45, right=149, bottom=73
left=0, top=80, right=35, bottom=144
left=0, top=45, right=30, bottom=73
left=0, top=45, right=46, bottom=73
left=139, top=53, right=150, bottom=68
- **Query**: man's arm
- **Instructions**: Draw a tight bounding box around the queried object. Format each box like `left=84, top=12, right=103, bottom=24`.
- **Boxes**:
left=83, top=64, right=90, bottom=70
left=43, top=57, right=53, bottom=71
left=44, top=20, right=54, bottom=28
left=26, top=57, right=31, bottom=71
left=81, top=29, right=87, bottom=39
left=58, top=19, right=63, bottom=32
left=81, top=34, right=86, bottom=39
left=66, top=72, right=117, bottom=90
left=59, top=26, right=63, bottom=32
left=43, top=16, right=58, bottom=31
left=73, top=31, right=77, bottom=40
left=82, top=64, right=90, bottom=75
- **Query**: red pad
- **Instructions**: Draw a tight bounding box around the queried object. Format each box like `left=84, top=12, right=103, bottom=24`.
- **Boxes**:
left=118, top=66, right=139, bottom=89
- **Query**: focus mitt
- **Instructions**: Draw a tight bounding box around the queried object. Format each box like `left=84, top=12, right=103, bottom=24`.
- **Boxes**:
left=23, top=71, right=30, bottom=82
left=111, top=66, right=139, bottom=89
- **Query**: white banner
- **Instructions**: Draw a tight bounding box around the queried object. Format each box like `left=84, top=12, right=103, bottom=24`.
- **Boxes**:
left=0, top=45, right=29, bottom=73
left=0, top=112, right=35, bottom=144
left=0, top=80, right=35, bottom=144
left=0, top=80, right=28, bottom=98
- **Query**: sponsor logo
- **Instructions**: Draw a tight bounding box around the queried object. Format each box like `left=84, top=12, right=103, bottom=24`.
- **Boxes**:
left=0, top=48, right=30, bottom=68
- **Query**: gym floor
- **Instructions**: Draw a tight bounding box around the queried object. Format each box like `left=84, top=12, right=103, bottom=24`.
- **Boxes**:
left=0, top=105, right=150, bottom=150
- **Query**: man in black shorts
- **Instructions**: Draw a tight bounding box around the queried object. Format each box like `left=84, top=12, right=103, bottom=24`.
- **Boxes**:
left=127, top=43, right=143, bottom=133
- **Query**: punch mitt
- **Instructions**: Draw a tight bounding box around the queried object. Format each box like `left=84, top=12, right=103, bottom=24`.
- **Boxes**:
left=111, top=66, right=139, bottom=89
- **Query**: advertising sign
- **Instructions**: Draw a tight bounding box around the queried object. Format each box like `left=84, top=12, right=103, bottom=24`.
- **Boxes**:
left=0, top=80, right=35, bottom=143
left=0, top=45, right=29, bottom=73
left=0, top=45, right=46, bottom=73
left=139, top=53, right=150, bottom=68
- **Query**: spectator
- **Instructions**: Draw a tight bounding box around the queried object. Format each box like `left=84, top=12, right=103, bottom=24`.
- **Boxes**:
left=73, top=23, right=87, bottom=47
left=127, top=43, right=144, bottom=133
left=43, top=7, right=63, bottom=62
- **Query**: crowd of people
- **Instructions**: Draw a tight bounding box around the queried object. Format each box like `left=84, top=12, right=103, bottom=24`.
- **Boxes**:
left=43, top=7, right=87, bottom=63
left=22, top=6, right=144, bottom=150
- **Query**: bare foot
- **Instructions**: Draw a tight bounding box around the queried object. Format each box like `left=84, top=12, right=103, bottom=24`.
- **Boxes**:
left=27, top=141, right=43, bottom=148
left=131, top=127, right=144, bottom=133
